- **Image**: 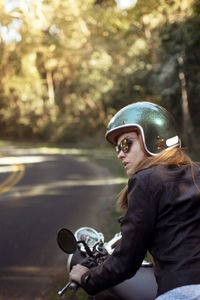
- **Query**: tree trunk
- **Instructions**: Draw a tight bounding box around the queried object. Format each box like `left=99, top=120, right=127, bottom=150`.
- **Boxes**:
left=69, top=0, right=90, bottom=36
left=46, top=71, right=55, bottom=106
left=177, top=54, right=194, bottom=149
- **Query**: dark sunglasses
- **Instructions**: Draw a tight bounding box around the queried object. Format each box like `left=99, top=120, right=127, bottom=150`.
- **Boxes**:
left=115, top=138, right=133, bottom=155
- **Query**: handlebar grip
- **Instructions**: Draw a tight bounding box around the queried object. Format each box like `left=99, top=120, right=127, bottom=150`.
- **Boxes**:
left=69, top=281, right=79, bottom=291
left=58, top=281, right=79, bottom=296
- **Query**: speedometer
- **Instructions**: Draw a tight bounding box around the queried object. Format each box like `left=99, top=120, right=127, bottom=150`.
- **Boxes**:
left=74, top=227, right=104, bottom=250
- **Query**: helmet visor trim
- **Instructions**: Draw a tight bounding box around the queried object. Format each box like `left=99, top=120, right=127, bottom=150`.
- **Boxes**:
left=106, top=123, right=150, bottom=154
left=106, top=124, right=181, bottom=156
left=106, top=124, right=142, bottom=145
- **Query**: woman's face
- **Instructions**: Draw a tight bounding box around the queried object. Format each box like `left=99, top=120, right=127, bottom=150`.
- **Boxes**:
left=117, top=131, right=146, bottom=176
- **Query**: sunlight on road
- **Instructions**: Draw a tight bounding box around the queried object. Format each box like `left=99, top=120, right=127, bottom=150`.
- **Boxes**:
left=0, top=265, right=59, bottom=281
left=61, top=178, right=127, bottom=186
left=0, top=155, right=53, bottom=194
left=0, top=147, right=124, bottom=195
left=0, top=166, right=13, bottom=173
left=0, top=155, right=53, bottom=167
left=2, top=177, right=127, bottom=198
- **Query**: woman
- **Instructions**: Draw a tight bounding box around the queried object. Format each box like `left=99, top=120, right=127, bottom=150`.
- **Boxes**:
left=70, top=102, right=200, bottom=299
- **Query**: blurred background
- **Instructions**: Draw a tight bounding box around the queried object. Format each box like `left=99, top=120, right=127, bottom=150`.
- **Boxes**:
left=1, top=1, right=200, bottom=299
left=0, top=0, right=200, bottom=153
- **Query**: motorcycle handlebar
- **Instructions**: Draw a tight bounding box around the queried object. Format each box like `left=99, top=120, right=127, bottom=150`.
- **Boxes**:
left=69, top=281, right=79, bottom=291
left=58, top=281, right=79, bottom=296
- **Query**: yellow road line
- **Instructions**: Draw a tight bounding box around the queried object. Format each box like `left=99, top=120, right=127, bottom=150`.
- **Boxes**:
left=0, top=157, right=25, bottom=194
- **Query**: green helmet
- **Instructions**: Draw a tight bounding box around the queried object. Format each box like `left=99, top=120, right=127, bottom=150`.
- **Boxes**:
left=105, top=101, right=181, bottom=155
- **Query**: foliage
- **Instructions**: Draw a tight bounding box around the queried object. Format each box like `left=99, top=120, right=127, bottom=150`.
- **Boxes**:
left=0, top=0, right=199, bottom=150
left=151, top=0, right=200, bottom=146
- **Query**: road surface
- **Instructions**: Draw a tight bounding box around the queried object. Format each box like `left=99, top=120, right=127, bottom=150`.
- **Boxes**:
left=0, top=145, right=119, bottom=300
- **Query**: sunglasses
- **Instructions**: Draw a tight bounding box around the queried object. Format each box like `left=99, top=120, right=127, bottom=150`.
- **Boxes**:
left=115, top=138, right=133, bottom=155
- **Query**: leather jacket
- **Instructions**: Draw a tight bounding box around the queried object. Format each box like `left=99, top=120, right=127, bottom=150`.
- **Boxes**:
left=81, top=164, right=200, bottom=296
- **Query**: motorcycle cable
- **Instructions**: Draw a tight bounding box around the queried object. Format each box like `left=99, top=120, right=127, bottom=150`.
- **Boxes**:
left=77, top=241, right=93, bottom=257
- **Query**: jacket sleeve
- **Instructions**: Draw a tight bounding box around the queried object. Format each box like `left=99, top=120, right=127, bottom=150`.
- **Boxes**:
left=81, top=173, right=159, bottom=295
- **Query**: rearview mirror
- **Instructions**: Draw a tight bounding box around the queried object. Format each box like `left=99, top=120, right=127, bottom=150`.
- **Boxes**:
left=57, top=228, right=77, bottom=254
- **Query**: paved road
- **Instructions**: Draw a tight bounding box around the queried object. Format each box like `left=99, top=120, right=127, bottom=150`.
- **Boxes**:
left=0, top=146, right=117, bottom=300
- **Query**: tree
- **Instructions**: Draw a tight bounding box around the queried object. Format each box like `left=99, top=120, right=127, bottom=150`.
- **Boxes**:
left=154, top=0, right=199, bottom=148
left=0, top=0, right=199, bottom=149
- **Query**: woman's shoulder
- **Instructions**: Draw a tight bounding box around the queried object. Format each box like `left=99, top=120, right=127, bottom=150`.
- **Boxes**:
left=130, top=164, right=184, bottom=187
left=134, top=164, right=168, bottom=178
left=127, top=166, right=166, bottom=198
left=132, top=163, right=200, bottom=184
left=128, top=165, right=164, bottom=189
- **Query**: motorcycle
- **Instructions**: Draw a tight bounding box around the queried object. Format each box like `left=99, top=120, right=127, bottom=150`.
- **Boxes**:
left=57, top=226, right=158, bottom=299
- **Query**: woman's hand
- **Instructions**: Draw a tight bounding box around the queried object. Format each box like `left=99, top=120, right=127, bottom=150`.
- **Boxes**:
left=69, top=264, right=89, bottom=285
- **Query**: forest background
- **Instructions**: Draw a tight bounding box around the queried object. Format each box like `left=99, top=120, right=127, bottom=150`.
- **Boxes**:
left=0, top=0, right=200, bottom=154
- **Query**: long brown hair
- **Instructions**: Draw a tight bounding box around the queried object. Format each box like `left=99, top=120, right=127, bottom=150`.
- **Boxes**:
left=117, top=147, right=198, bottom=211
